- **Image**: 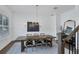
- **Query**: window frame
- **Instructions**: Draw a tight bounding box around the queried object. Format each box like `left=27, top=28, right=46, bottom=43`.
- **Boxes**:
left=0, top=14, right=9, bottom=39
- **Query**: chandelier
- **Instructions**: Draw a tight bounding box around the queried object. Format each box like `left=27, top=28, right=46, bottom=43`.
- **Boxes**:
left=35, top=5, right=39, bottom=21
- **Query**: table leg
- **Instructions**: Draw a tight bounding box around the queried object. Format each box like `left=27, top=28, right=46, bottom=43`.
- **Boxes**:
left=21, top=40, right=25, bottom=52
left=49, top=39, right=52, bottom=47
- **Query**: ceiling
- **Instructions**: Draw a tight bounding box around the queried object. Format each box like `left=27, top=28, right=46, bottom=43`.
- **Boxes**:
left=7, top=5, right=75, bottom=16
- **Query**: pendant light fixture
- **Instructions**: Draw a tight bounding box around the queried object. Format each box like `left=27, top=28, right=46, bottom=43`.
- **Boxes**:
left=35, top=5, right=39, bottom=21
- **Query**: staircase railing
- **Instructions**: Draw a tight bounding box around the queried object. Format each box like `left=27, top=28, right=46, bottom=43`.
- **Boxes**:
left=61, top=25, right=79, bottom=54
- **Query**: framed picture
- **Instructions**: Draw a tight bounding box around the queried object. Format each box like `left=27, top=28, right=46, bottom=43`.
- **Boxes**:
left=27, top=22, right=39, bottom=32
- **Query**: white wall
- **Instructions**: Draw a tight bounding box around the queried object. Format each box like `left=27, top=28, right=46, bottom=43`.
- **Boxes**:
left=12, top=13, right=56, bottom=39
left=61, top=6, right=79, bottom=27
left=51, top=15, right=56, bottom=36
left=0, top=6, right=57, bottom=50
left=0, top=6, right=13, bottom=50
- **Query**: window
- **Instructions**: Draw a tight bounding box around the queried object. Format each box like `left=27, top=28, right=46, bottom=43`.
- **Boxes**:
left=0, top=14, right=9, bottom=38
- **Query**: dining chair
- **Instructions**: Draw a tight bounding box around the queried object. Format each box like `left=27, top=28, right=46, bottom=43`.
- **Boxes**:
left=24, top=39, right=34, bottom=52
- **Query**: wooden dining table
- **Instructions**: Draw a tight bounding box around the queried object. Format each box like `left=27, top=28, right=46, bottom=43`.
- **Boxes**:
left=15, top=35, right=55, bottom=52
